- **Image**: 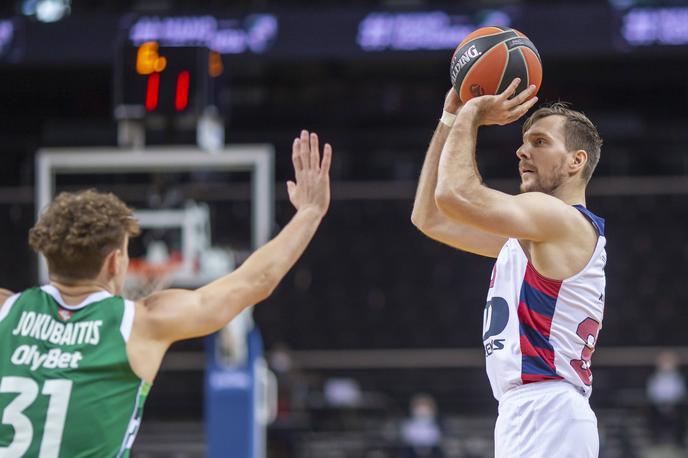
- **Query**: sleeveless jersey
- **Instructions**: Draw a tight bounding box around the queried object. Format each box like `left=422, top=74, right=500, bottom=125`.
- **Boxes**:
left=483, top=205, right=606, bottom=401
left=0, top=285, right=150, bottom=457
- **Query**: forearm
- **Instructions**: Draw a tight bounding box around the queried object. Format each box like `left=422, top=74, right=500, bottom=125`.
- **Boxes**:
left=411, top=122, right=452, bottom=225
left=436, top=105, right=485, bottom=213
left=240, top=207, right=323, bottom=291
left=199, top=208, right=322, bottom=306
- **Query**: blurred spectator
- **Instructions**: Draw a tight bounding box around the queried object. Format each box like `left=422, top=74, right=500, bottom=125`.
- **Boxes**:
left=401, top=394, right=443, bottom=458
left=268, top=342, right=310, bottom=417
left=323, top=378, right=362, bottom=407
left=646, top=350, right=686, bottom=449
left=267, top=343, right=311, bottom=457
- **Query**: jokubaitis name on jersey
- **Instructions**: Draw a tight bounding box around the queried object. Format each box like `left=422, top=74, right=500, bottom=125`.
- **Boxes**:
left=8, top=311, right=103, bottom=370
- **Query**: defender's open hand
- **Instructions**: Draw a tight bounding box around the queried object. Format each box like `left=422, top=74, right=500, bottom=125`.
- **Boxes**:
left=288, top=130, right=332, bottom=216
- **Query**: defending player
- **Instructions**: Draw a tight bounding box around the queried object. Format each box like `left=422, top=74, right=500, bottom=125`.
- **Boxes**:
left=412, top=80, right=605, bottom=457
left=0, top=130, right=331, bottom=457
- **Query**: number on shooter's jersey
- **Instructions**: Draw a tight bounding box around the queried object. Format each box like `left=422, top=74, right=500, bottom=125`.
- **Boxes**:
left=569, top=317, right=601, bottom=386
left=0, top=376, right=72, bottom=458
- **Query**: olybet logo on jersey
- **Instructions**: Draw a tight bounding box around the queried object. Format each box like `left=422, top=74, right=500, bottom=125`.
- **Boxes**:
left=8, top=310, right=103, bottom=370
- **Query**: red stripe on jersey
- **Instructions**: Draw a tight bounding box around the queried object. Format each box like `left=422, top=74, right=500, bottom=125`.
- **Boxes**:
left=524, top=263, right=562, bottom=298
left=518, top=301, right=553, bottom=338
left=519, top=335, right=556, bottom=368
left=522, top=373, right=563, bottom=384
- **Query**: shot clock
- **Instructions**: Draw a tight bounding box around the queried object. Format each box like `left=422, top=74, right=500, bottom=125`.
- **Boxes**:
left=114, top=42, right=224, bottom=118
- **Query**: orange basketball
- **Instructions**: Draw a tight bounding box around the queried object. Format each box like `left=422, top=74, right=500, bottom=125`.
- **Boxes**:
left=450, top=26, right=542, bottom=103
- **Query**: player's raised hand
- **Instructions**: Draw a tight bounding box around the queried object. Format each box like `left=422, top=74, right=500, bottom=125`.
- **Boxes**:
left=287, top=130, right=332, bottom=216
left=465, top=78, right=538, bottom=126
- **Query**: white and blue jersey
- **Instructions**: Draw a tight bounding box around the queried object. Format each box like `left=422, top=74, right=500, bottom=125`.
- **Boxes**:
left=483, top=205, right=606, bottom=401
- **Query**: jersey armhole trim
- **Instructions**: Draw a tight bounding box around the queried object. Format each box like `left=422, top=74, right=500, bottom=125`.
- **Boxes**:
left=572, top=204, right=605, bottom=237
left=121, top=300, right=135, bottom=342
left=0, top=293, right=20, bottom=323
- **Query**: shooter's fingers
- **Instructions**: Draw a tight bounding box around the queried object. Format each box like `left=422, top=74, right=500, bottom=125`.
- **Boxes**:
left=499, top=78, right=521, bottom=100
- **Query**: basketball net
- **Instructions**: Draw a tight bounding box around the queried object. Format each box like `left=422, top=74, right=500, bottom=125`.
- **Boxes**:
left=123, top=258, right=181, bottom=301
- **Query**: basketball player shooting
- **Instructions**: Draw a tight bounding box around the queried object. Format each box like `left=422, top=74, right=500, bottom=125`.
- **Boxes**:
left=412, top=80, right=605, bottom=457
left=0, top=130, right=331, bottom=457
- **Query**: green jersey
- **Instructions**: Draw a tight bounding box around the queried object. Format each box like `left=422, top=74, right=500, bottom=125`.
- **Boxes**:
left=0, top=285, right=150, bottom=457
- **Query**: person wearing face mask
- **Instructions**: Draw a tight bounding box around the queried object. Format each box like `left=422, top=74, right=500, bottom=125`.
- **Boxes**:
left=647, top=351, right=686, bottom=453
left=401, top=394, right=443, bottom=458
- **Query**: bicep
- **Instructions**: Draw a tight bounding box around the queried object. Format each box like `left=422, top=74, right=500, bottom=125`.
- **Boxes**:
left=436, top=188, right=572, bottom=242
left=138, top=269, right=270, bottom=343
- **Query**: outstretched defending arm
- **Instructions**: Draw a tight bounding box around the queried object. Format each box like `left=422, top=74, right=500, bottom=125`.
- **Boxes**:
left=412, top=89, right=507, bottom=258
left=137, top=130, right=331, bottom=343
left=434, top=79, right=573, bottom=242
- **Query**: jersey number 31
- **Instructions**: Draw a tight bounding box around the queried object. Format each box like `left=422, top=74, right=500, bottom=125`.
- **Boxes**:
left=0, top=376, right=72, bottom=457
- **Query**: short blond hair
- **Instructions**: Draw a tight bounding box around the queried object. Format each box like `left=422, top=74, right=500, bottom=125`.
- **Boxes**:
left=29, top=190, right=140, bottom=280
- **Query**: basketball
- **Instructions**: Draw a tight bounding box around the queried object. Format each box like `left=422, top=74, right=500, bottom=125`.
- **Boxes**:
left=450, top=26, right=542, bottom=103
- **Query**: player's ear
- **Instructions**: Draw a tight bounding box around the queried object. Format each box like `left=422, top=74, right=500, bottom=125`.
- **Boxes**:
left=569, top=149, right=587, bottom=177
left=104, top=249, right=121, bottom=277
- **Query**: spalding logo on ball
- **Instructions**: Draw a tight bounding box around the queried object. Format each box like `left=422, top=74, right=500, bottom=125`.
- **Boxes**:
left=450, top=26, right=542, bottom=103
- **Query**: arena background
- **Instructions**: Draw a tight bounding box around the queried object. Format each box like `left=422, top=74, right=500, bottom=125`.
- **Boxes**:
left=1, top=1, right=688, bottom=457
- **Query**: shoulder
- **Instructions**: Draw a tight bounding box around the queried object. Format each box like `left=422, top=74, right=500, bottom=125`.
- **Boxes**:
left=0, top=288, right=15, bottom=319
left=568, top=205, right=603, bottom=242
left=0, top=288, right=16, bottom=307
left=131, top=288, right=200, bottom=339
left=524, top=207, right=600, bottom=279
left=513, top=191, right=573, bottom=213
left=514, top=193, right=588, bottom=238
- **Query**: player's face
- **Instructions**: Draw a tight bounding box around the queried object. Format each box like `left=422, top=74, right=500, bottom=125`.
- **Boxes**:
left=517, top=115, right=569, bottom=194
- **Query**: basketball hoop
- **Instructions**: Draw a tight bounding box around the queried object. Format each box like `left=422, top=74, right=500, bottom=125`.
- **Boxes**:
left=123, top=257, right=182, bottom=301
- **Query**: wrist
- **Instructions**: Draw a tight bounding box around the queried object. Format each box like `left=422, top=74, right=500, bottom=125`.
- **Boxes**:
left=456, top=102, right=482, bottom=128
left=439, top=110, right=457, bottom=127
left=296, top=206, right=325, bottom=221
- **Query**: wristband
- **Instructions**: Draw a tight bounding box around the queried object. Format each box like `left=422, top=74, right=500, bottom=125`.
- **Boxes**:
left=440, top=110, right=457, bottom=127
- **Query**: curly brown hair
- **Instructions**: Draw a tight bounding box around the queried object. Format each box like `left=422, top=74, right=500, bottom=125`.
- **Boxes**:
left=29, top=190, right=140, bottom=281
left=522, top=102, right=603, bottom=183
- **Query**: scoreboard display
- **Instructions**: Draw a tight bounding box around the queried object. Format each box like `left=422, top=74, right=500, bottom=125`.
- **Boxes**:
left=114, top=42, right=224, bottom=117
